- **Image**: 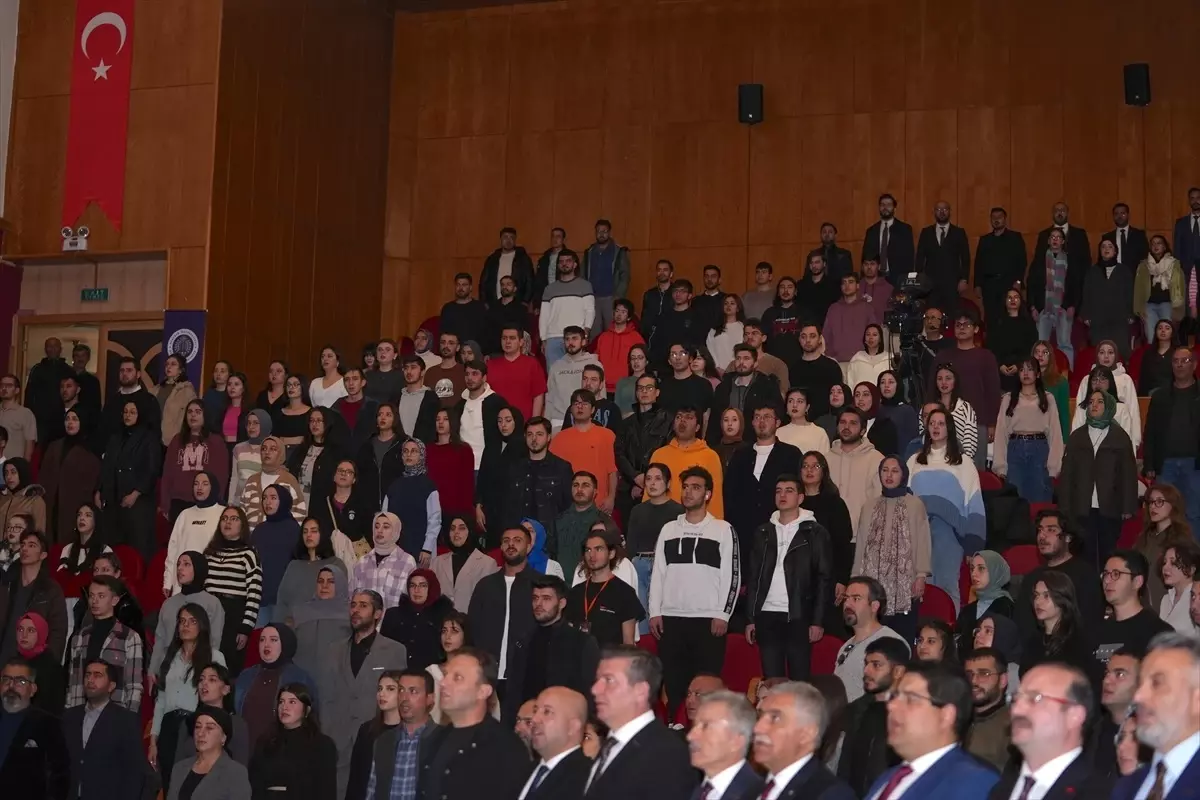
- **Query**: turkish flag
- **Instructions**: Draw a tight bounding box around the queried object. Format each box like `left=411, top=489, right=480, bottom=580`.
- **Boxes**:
left=63, top=0, right=136, bottom=231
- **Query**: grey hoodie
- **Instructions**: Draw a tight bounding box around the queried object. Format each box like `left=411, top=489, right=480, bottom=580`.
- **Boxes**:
left=545, top=351, right=601, bottom=430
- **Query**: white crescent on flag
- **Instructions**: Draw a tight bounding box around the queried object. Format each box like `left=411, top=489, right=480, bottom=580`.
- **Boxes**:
left=81, top=11, right=127, bottom=59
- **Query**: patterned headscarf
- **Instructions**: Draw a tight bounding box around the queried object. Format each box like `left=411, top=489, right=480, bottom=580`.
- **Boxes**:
left=401, top=437, right=427, bottom=477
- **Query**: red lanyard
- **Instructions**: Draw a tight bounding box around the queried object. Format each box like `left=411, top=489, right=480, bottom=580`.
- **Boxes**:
left=582, top=578, right=612, bottom=621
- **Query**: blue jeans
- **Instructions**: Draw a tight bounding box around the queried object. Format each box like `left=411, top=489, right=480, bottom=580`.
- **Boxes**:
left=929, top=516, right=963, bottom=612
left=1005, top=437, right=1052, bottom=503
left=1144, top=302, right=1174, bottom=342
left=1037, top=307, right=1075, bottom=370
left=544, top=337, right=566, bottom=367
left=1160, top=457, right=1200, bottom=539
left=633, top=556, right=653, bottom=635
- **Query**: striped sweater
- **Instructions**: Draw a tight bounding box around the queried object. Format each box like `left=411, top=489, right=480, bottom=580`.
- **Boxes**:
left=204, top=547, right=263, bottom=632
left=239, top=469, right=307, bottom=528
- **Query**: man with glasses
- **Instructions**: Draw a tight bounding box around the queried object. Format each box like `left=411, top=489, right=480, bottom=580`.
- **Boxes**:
left=1094, top=550, right=1173, bottom=667
left=0, top=657, right=69, bottom=798
left=833, top=576, right=907, bottom=703
left=962, top=648, right=1010, bottom=771
left=1143, top=346, right=1200, bottom=533
left=868, top=661, right=998, bottom=799
left=925, top=308, right=999, bottom=468
left=837, top=637, right=909, bottom=797
left=615, top=375, right=673, bottom=528
left=992, top=662, right=1113, bottom=800
left=1013, top=509, right=1105, bottom=640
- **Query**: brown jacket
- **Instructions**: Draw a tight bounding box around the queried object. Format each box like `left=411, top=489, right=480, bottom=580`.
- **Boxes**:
left=0, top=485, right=47, bottom=535
left=159, top=380, right=198, bottom=446
left=1059, top=422, right=1138, bottom=520
left=0, top=562, right=68, bottom=662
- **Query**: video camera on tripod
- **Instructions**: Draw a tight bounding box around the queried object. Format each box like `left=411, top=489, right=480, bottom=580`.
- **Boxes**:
left=883, top=272, right=936, bottom=404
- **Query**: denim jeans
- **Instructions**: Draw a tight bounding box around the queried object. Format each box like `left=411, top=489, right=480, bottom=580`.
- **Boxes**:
left=1037, top=307, right=1075, bottom=370
left=1144, top=302, right=1174, bottom=342
left=929, top=515, right=963, bottom=612
left=1160, top=457, right=1200, bottom=539
left=544, top=337, right=566, bottom=367
left=1005, top=436, right=1052, bottom=503
left=632, top=556, right=653, bottom=635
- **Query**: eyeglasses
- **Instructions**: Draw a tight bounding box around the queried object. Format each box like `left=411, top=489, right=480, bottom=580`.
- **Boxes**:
left=1148, top=498, right=1168, bottom=508
left=882, top=689, right=944, bottom=707
left=836, top=641, right=858, bottom=667
left=0, top=675, right=32, bottom=687
left=1008, top=690, right=1075, bottom=708
left=1100, top=569, right=1133, bottom=582
left=335, top=468, right=355, bottom=476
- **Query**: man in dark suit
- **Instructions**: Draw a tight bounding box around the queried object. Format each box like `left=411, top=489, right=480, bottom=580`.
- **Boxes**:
left=862, top=193, right=915, bottom=284
left=1100, top=202, right=1149, bottom=275
left=520, top=686, right=593, bottom=800
left=586, top=644, right=698, bottom=800
left=0, top=657, right=70, bottom=800
left=751, top=680, right=855, bottom=799
left=480, top=227, right=536, bottom=308
left=915, top=201, right=972, bottom=316
left=988, top=663, right=1112, bottom=800
left=810, top=223, right=855, bottom=282
left=865, top=662, right=999, bottom=800
left=1173, top=187, right=1200, bottom=333
left=974, top=207, right=1028, bottom=324
left=685, top=689, right=763, bottom=800
left=1111, top=631, right=1200, bottom=800
left=62, top=659, right=147, bottom=800
left=501, top=574, right=600, bottom=724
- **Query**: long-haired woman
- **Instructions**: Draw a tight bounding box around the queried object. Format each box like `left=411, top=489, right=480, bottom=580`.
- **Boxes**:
left=989, top=287, right=1039, bottom=396
left=713, top=408, right=745, bottom=471
left=1021, top=572, right=1095, bottom=683
left=56, top=503, right=110, bottom=576
left=1031, top=340, right=1070, bottom=439
left=1159, top=541, right=1200, bottom=631
left=346, top=670, right=407, bottom=800
left=846, top=324, right=890, bottom=389
left=230, top=409, right=271, bottom=505
left=1134, top=234, right=1184, bottom=341
left=274, top=374, right=312, bottom=449
left=204, top=506, right=263, bottom=675
left=614, top=344, right=650, bottom=417
left=706, top=294, right=745, bottom=374
left=284, top=407, right=348, bottom=510
left=255, top=360, right=289, bottom=426
left=426, top=409, right=476, bottom=519
left=1137, top=319, right=1178, bottom=397
left=308, top=346, right=347, bottom=409
left=992, top=358, right=1064, bottom=503
left=163, top=399, right=230, bottom=523
left=310, top=459, right=370, bottom=564
left=1134, top=483, right=1194, bottom=610
left=248, top=682, right=338, bottom=800
left=931, top=363, right=979, bottom=461
left=353, top=403, right=404, bottom=510
left=800, top=451, right=856, bottom=633
left=157, top=353, right=198, bottom=447
left=218, top=371, right=252, bottom=446
left=202, top=360, right=233, bottom=429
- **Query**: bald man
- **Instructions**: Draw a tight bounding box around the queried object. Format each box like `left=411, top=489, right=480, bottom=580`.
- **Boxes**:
left=519, top=687, right=592, bottom=800
left=682, top=673, right=726, bottom=730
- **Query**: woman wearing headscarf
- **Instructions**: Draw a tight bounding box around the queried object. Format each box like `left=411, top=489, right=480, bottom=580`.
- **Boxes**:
left=14, top=612, right=64, bottom=716
left=988, top=287, right=1039, bottom=396
left=1059, top=389, right=1138, bottom=569
left=163, top=399, right=231, bottom=523
left=875, top=370, right=918, bottom=450
left=851, top=382, right=898, bottom=458
left=380, top=438, right=441, bottom=566
left=291, top=567, right=352, bottom=676
left=283, top=407, right=348, bottom=511
left=474, top=405, right=526, bottom=540
left=38, top=407, right=101, bottom=543
left=432, top=514, right=498, bottom=612
left=1082, top=239, right=1134, bottom=358
left=230, top=409, right=272, bottom=506
left=166, top=705, right=252, bottom=800
left=0, top=458, right=47, bottom=534
left=954, top=550, right=1014, bottom=654
left=97, top=398, right=160, bottom=561
left=379, top=568, right=454, bottom=670
left=204, top=506, right=264, bottom=676
left=158, top=353, right=199, bottom=447
left=274, top=517, right=347, bottom=626
left=814, top=383, right=853, bottom=443
left=1070, top=364, right=1139, bottom=449
left=971, top=611, right=1023, bottom=690
left=165, top=471, right=225, bottom=596
left=519, top=517, right=565, bottom=578
left=351, top=512, right=417, bottom=609
left=56, top=503, right=111, bottom=576
left=153, top=551, right=226, bottom=679
left=1070, top=340, right=1140, bottom=435
left=247, top=683, right=337, bottom=800
left=853, top=456, right=932, bottom=643
left=251, top=486, right=302, bottom=625
left=234, top=624, right=318, bottom=754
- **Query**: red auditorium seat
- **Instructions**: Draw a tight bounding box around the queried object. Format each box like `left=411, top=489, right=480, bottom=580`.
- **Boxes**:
left=1004, top=544, right=1042, bottom=576
left=1127, top=345, right=1146, bottom=386
left=243, top=627, right=263, bottom=668
left=1052, top=348, right=1070, bottom=376
left=486, top=548, right=503, bottom=567
left=1028, top=501, right=1055, bottom=521
left=1072, top=346, right=1096, bottom=391
left=112, top=545, right=144, bottom=583
left=810, top=634, right=845, bottom=676
left=919, top=585, right=956, bottom=626
left=141, top=549, right=170, bottom=615
left=977, top=470, right=1003, bottom=491
left=1117, top=516, right=1141, bottom=549
left=721, top=634, right=759, bottom=694
left=959, top=560, right=972, bottom=609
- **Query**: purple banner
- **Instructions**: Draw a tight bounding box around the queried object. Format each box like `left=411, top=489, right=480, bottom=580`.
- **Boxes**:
left=162, top=309, right=207, bottom=386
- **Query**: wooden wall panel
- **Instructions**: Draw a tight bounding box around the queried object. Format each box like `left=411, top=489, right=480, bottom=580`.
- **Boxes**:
left=16, top=257, right=166, bottom=315
left=381, top=0, right=1200, bottom=337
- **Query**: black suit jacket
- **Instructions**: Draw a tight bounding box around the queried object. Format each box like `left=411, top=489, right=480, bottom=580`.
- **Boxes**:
left=585, top=718, right=698, bottom=800
left=62, top=702, right=148, bottom=800
left=986, top=751, right=1113, bottom=800
left=722, top=439, right=802, bottom=566
left=689, top=761, right=764, bottom=800
left=862, top=219, right=915, bottom=283
left=501, top=619, right=600, bottom=723
left=1173, top=213, right=1200, bottom=276
left=772, top=756, right=857, bottom=800
left=525, top=748, right=593, bottom=800
left=0, top=707, right=70, bottom=800
left=1028, top=225, right=1092, bottom=304
left=1100, top=227, right=1149, bottom=273
left=481, top=246, right=536, bottom=307
left=915, top=224, right=971, bottom=301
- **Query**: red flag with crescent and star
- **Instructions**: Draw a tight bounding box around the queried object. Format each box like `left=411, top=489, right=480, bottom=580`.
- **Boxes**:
left=63, top=0, right=135, bottom=231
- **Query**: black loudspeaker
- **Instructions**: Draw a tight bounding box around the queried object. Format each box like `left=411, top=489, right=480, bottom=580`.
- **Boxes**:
left=1124, top=63, right=1151, bottom=107
left=738, top=84, right=763, bottom=125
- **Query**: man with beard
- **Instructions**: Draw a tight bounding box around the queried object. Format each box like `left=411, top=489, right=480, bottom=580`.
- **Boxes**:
left=480, top=227, right=535, bottom=309
left=752, top=681, right=856, bottom=799
left=97, top=356, right=160, bottom=447
left=809, top=222, right=855, bottom=282
left=519, top=686, right=591, bottom=800
left=762, top=276, right=803, bottom=368
left=706, top=347, right=781, bottom=446
left=62, top=659, right=147, bottom=800
left=533, top=226, right=567, bottom=304
left=468, top=526, right=538, bottom=702
left=832, top=576, right=906, bottom=703
left=560, top=367, right=621, bottom=432
left=425, top=331, right=466, bottom=410
left=658, top=344, right=715, bottom=423
left=553, top=472, right=615, bottom=576
left=439, top=272, right=488, bottom=354
left=962, top=648, right=1011, bottom=771
left=581, top=219, right=631, bottom=335
left=317, top=589, right=408, bottom=798
left=514, top=698, right=537, bottom=753
left=652, top=280, right=705, bottom=367
left=690, top=264, right=727, bottom=335
left=541, top=250, right=595, bottom=366
left=915, top=201, right=971, bottom=316
left=734, top=319, right=790, bottom=394
left=862, top=193, right=915, bottom=284
left=565, top=527, right=644, bottom=647
left=742, top=261, right=778, bottom=320
left=498, top=418, right=572, bottom=554
left=0, top=657, right=69, bottom=799
left=1173, top=188, right=1200, bottom=328
left=544, top=326, right=600, bottom=434
left=787, top=324, right=842, bottom=420
left=484, top=275, right=533, bottom=355
left=826, top=409, right=883, bottom=538
left=837, top=637, right=909, bottom=797
left=502, top=574, right=599, bottom=724
left=1013, top=509, right=1105, bottom=638
left=69, top=343, right=102, bottom=412
left=823, top=272, right=879, bottom=365
left=974, top=206, right=1029, bottom=324
left=686, top=690, right=763, bottom=800
left=641, top=259, right=676, bottom=359
left=993, top=663, right=1112, bottom=800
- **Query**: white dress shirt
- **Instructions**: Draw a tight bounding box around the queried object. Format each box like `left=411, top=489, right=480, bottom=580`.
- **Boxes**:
left=752, top=442, right=774, bottom=480
left=764, top=754, right=813, bottom=800
left=587, top=710, right=656, bottom=787
left=871, top=743, right=958, bottom=799
left=703, top=759, right=748, bottom=800
left=1136, top=731, right=1200, bottom=800
left=518, top=745, right=580, bottom=799
left=1008, top=746, right=1082, bottom=800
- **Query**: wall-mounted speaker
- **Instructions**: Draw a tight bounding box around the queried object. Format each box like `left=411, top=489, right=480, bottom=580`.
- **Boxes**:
left=738, top=84, right=763, bottom=125
left=1124, top=63, right=1151, bottom=107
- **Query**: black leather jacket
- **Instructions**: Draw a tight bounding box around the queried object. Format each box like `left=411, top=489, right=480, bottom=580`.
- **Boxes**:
left=498, top=453, right=574, bottom=556
left=614, top=405, right=673, bottom=487
left=745, top=516, right=833, bottom=625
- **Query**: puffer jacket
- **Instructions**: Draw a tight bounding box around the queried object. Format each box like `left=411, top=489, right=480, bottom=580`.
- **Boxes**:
left=0, top=485, right=48, bottom=535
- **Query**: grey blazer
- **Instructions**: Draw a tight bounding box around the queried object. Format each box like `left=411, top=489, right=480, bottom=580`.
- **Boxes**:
left=317, top=634, right=408, bottom=799
left=432, top=550, right=499, bottom=612
left=165, top=754, right=250, bottom=800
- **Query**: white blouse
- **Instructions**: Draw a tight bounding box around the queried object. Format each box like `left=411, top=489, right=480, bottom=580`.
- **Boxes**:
left=308, top=376, right=348, bottom=408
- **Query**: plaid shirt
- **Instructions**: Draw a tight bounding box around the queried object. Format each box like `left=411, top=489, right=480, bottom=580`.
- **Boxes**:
left=65, top=620, right=144, bottom=711
left=352, top=548, right=416, bottom=609
left=364, top=721, right=429, bottom=800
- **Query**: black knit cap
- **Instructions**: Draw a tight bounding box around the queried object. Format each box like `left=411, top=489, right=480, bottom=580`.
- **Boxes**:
left=194, top=704, right=234, bottom=743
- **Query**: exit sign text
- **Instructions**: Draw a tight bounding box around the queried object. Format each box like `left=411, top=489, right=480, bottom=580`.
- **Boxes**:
left=81, top=288, right=109, bottom=302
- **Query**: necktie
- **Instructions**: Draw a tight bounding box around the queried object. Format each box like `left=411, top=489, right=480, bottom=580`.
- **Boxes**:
left=939, top=226, right=946, bottom=245
left=698, top=780, right=714, bottom=800
left=1193, top=216, right=1199, bottom=237
left=528, top=765, right=550, bottom=795
left=587, top=736, right=618, bottom=791
left=758, top=778, right=775, bottom=800
left=876, top=764, right=914, bottom=800
left=1014, top=774, right=1036, bottom=800
left=1119, top=228, right=1127, bottom=261
left=1146, top=761, right=1168, bottom=800
left=880, top=223, right=891, bottom=274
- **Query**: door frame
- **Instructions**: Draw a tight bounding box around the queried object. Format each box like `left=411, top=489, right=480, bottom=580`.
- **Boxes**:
left=12, top=312, right=164, bottom=397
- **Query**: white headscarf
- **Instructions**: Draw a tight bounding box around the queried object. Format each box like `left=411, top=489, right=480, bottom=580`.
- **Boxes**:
left=371, top=512, right=402, bottom=556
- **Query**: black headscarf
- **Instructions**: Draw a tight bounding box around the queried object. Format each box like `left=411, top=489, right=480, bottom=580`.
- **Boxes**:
left=60, top=408, right=90, bottom=455
left=180, top=551, right=209, bottom=596
left=2, top=458, right=32, bottom=492
left=259, top=624, right=298, bottom=669
left=444, top=515, right=482, bottom=581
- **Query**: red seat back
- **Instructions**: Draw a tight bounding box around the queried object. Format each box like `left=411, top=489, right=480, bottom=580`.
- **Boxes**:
left=810, top=633, right=846, bottom=676
left=1052, top=348, right=1070, bottom=376
left=243, top=627, right=263, bottom=668
left=977, top=470, right=1003, bottom=491
left=486, top=548, right=503, bottom=567
left=1003, top=544, right=1042, bottom=576
left=919, top=585, right=957, bottom=626
left=721, top=634, right=759, bottom=694
left=1118, top=517, right=1141, bottom=549
left=112, top=545, right=145, bottom=583
left=141, top=549, right=170, bottom=615
left=1072, top=346, right=1096, bottom=392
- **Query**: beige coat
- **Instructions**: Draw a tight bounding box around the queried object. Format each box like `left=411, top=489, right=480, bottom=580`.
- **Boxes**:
left=159, top=380, right=197, bottom=446
left=0, top=484, right=47, bottom=535
left=432, top=548, right=499, bottom=612
left=826, top=438, right=883, bottom=541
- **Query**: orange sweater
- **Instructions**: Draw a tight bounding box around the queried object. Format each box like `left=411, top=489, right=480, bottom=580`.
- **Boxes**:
left=645, top=437, right=724, bottom=520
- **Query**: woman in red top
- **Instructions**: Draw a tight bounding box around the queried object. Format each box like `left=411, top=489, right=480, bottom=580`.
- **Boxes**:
left=425, top=408, right=475, bottom=519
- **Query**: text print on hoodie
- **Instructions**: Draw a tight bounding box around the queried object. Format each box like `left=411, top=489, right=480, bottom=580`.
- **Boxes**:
left=648, top=511, right=740, bottom=622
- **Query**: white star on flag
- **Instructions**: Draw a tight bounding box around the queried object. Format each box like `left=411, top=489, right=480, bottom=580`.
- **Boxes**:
left=92, top=59, right=111, bottom=80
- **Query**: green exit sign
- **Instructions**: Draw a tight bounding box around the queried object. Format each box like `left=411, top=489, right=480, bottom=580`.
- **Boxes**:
left=80, top=288, right=109, bottom=302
